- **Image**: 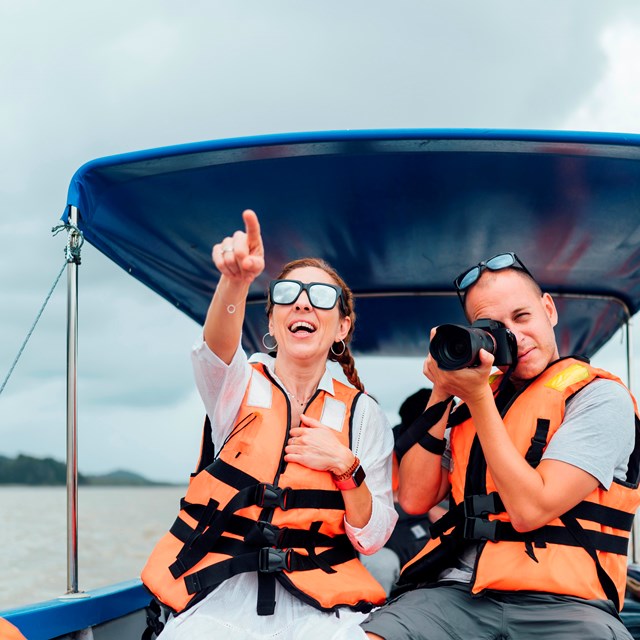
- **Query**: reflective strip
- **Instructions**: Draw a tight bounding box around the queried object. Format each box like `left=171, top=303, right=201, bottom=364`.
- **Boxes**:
left=545, top=363, right=590, bottom=391
left=320, top=397, right=346, bottom=432
left=247, top=368, right=273, bottom=408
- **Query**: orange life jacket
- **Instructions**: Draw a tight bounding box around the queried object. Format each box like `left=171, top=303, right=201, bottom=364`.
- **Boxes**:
left=401, top=357, right=640, bottom=610
left=0, top=619, right=27, bottom=640
left=142, top=362, right=386, bottom=615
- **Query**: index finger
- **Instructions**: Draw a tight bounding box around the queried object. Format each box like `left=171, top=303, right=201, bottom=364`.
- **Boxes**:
left=242, top=209, right=263, bottom=251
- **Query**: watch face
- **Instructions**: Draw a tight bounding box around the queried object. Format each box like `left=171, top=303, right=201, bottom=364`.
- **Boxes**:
left=353, top=465, right=366, bottom=487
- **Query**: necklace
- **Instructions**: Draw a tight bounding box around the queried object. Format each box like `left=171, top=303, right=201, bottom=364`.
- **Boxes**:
left=285, top=390, right=310, bottom=407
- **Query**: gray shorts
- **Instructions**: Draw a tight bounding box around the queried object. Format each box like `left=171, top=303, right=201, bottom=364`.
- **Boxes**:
left=360, top=583, right=633, bottom=640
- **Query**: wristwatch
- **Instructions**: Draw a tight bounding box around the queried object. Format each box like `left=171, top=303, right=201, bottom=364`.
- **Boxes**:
left=333, top=464, right=366, bottom=490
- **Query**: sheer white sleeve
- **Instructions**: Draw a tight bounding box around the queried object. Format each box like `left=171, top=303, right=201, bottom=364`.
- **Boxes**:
left=191, top=338, right=252, bottom=452
left=343, top=394, right=398, bottom=554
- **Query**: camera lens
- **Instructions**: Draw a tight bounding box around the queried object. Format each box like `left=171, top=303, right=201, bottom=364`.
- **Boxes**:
left=429, top=324, right=496, bottom=370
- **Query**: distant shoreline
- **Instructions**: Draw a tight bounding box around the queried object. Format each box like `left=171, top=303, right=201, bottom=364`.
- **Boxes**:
left=0, top=453, right=179, bottom=486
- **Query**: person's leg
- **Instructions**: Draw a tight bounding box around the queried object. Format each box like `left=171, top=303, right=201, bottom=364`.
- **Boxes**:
left=360, top=548, right=401, bottom=596
left=360, top=583, right=500, bottom=640
left=502, top=593, right=634, bottom=640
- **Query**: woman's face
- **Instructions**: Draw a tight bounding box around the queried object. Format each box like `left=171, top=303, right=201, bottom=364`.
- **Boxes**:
left=268, top=266, right=351, bottom=365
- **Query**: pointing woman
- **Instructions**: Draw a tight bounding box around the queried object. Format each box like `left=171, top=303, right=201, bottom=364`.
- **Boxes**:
left=143, top=209, right=397, bottom=639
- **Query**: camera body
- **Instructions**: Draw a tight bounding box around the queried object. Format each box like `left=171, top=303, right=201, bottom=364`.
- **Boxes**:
left=429, top=318, right=517, bottom=371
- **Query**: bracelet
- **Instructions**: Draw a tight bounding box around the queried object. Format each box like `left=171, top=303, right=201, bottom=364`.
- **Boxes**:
left=418, top=432, right=446, bottom=455
left=332, top=455, right=360, bottom=481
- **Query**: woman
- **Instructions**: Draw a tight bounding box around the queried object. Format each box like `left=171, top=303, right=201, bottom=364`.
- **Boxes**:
left=142, top=210, right=397, bottom=639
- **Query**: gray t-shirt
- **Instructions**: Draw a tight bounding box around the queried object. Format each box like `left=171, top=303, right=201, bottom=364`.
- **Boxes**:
left=438, top=378, right=636, bottom=583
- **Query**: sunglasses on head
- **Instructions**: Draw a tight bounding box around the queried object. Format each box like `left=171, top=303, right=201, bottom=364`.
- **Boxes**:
left=269, top=279, right=346, bottom=312
left=454, top=252, right=534, bottom=304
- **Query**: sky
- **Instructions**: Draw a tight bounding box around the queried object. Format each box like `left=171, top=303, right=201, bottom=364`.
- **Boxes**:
left=1, top=1, right=640, bottom=483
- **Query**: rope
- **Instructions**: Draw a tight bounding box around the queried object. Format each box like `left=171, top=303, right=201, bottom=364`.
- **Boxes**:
left=0, top=222, right=84, bottom=397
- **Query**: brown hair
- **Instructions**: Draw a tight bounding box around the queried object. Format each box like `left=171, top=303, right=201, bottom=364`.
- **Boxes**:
left=267, top=257, right=365, bottom=392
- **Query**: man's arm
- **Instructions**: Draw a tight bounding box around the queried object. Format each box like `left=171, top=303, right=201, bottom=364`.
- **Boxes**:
left=397, top=384, right=453, bottom=515
left=423, top=350, right=630, bottom=533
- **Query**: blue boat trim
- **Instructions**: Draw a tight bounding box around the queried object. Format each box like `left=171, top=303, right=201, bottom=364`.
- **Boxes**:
left=1, top=580, right=149, bottom=640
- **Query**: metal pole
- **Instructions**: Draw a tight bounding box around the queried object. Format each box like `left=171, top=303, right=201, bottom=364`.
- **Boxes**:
left=627, top=318, right=640, bottom=565
left=66, top=205, right=80, bottom=594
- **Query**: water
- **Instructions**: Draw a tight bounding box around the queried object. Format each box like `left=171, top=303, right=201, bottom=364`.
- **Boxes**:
left=0, top=485, right=186, bottom=611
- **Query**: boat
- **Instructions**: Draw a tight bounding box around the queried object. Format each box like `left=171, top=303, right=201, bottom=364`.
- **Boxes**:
left=2, top=128, right=640, bottom=638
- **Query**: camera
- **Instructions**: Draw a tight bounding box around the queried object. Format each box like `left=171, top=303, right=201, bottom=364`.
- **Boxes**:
left=429, top=319, right=517, bottom=371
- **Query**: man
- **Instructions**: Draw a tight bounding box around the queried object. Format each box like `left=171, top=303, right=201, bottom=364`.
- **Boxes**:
left=360, top=253, right=640, bottom=640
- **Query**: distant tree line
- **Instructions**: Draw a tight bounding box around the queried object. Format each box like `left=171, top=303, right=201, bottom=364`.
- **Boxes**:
left=0, top=453, right=170, bottom=486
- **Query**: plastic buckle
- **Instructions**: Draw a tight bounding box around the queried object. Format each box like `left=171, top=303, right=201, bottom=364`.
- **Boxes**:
left=256, top=484, right=291, bottom=510
left=464, top=493, right=500, bottom=518
left=257, top=521, right=285, bottom=546
left=258, top=547, right=291, bottom=573
left=464, top=517, right=498, bottom=541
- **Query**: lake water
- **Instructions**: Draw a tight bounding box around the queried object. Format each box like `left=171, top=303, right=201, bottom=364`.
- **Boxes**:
left=0, top=485, right=186, bottom=611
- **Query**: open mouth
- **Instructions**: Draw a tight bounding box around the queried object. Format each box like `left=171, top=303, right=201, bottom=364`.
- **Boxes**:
left=289, top=321, right=316, bottom=334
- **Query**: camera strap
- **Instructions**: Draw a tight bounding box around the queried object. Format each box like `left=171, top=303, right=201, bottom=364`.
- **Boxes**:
left=394, top=396, right=454, bottom=459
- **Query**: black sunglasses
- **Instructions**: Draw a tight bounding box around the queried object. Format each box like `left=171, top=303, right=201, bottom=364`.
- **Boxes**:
left=269, top=279, right=346, bottom=312
left=454, top=252, right=534, bottom=305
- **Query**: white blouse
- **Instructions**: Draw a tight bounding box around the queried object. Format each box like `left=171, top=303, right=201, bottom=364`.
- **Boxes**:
left=158, top=339, right=396, bottom=640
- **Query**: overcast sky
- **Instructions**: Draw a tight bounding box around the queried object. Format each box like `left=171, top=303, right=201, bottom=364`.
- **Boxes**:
left=1, top=1, right=640, bottom=483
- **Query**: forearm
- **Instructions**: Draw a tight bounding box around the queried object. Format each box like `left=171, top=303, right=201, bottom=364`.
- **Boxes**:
left=467, top=390, right=556, bottom=531
left=397, top=395, right=450, bottom=514
left=203, top=276, right=251, bottom=364
left=342, top=482, right=373, bottom=529
left=398, top=444, right=448, bottom=515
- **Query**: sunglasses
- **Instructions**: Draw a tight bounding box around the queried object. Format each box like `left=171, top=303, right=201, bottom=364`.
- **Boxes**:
left=269, top=279, right=346, bottom=312
left=454, top=252, right=534, bottom=305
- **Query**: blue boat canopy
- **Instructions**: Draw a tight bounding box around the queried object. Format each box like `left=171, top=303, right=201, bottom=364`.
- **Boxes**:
left=64, top=129, right=640, bottom=358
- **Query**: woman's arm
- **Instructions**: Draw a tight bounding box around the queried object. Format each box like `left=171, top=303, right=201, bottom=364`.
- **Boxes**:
left=204, top=209, right=264, bottom=364
left=285, top=395, right=398, bottom=554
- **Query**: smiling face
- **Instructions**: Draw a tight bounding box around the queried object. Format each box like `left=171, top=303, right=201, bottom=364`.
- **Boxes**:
left=268, top=266, right=351, bottom=365
left=464, top=268, right=559, bottom=385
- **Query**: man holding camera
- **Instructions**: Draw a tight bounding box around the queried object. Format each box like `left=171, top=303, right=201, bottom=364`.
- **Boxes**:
left=359, top=253, right=640, bottom=640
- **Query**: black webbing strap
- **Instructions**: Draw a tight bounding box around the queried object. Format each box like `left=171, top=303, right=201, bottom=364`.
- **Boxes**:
left=170, top=513, right=350, bottom=550
left=462, top=518, right=629, bottom=555
left=194, top=416, right=216, bottom=474
left=560, top=512, right=622, bottom=609
left=183, top=543, right=357, bottom=595
left=205, top=458, right=260, bottom=490
left=428, top=502, right=463, bottom=539
left=170, top=484, right=345, bottom=578
left=394, top=396, right=455, bottom=459
left=565, top=501, right=635, bottom=531
left=257, top=570, right=277, bottom=616
left=524, top=418, right=550, bottom=468
left=141, top=599, right=165, bottom=640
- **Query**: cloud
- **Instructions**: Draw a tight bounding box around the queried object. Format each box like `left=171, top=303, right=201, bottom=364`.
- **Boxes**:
left=2, top=0, right=640, bottom=481
left=564, top=18, right=640, bottom=133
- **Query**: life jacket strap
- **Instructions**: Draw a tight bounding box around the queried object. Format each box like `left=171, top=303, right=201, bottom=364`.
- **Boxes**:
left=183, top=543, right=357, bottom=595
left=170, top=514, right=350, bottom=550
left=560, top=512, right=621, bottom=609
left=170, top=484, right=346, bottom=578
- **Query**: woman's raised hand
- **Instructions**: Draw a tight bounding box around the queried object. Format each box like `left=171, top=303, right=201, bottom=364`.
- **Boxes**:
left=212, top=209, right=265, bottom=284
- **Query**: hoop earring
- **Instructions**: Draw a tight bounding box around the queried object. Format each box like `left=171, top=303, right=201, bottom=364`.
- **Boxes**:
left=262, top=333, right=278, bottom=351
left=331, top=339, right=346, bottom=356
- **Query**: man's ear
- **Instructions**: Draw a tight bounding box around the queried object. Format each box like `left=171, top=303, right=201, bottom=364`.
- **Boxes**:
left=542, top=292, right=558, bottom=328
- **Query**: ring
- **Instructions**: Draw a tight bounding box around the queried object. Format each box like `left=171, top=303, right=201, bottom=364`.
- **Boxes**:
left=221, top=245, right=234, bottom=254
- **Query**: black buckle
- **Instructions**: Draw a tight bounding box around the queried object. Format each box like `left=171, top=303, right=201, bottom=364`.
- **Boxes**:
left=257, top=521, right=286, bottom=546
left=255, top=484, right=291, bottom=510
left=464, top=517, right=498, bottom=541
left=464, top=493, right=500, bottom=518
left=258, top=547, right=291, bottom=573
